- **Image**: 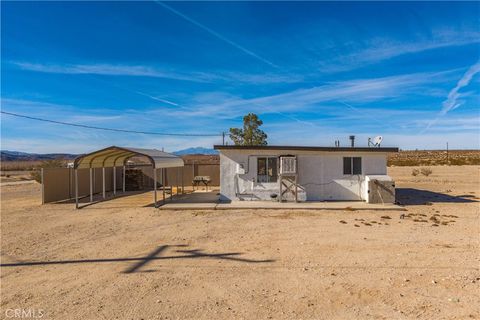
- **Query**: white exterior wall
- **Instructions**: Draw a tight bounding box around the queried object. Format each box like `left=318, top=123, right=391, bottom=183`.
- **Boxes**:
left=219, top=149, right=387, bottom=202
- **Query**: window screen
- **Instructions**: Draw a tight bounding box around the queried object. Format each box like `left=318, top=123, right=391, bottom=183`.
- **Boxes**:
left=268, top=158, right=278, bottom=182
left=352, top=157, right=362, bottom=174
left=257, top=158, right=266, bottom=176
left=343, top=157, right=352, bottom=174
left=343, top=157, right=362, bottom=175
left=257, top=157, right=278, bottom=182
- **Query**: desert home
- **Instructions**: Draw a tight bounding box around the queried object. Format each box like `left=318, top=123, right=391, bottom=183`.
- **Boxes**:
left=40, top=141, right=400, bottom=208
left=214, top=143, right=399, bottom=204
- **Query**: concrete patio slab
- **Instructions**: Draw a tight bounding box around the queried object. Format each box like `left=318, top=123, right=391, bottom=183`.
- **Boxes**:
left=159, top=199, right=406, bottom=211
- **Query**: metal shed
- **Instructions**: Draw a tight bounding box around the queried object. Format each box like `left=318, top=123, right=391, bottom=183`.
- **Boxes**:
left=73, top=146, right=184, bottom=208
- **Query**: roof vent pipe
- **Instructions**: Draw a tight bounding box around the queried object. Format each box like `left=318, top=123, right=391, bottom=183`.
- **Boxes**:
left=349, top=135, right=355, bottom=147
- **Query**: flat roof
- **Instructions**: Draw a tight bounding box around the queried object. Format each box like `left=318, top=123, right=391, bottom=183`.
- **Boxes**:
left=214, top=145, right=399, bottom=152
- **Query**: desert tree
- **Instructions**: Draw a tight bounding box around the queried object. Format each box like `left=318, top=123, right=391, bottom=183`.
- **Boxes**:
left=229, top=113, right=268, bottom=146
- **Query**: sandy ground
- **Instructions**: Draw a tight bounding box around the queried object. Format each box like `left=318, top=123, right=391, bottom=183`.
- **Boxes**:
left=0, top=171, right=33, bottom=184
left=0, top=166, right=479, bottom=320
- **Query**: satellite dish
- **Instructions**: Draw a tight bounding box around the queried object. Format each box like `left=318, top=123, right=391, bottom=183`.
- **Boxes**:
left=368, top=136, right=383, bottom=147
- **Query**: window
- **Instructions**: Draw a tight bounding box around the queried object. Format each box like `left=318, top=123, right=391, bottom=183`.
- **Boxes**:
left=343, top=157, right=362, bottom=175
left=257, top=157, right=278, bottom=182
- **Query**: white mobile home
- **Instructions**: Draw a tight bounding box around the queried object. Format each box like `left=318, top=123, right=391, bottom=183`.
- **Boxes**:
left=214, top=145, right=399, bottom=203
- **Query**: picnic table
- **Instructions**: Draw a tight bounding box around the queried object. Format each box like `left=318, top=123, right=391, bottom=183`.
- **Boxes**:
left=193, top=176, right=211, bottom=191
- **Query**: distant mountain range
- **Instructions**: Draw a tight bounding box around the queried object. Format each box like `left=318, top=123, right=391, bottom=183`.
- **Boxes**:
left=173, top=147, right=218, bottom=155
left=1, top=147, right=218, bottom=161
left=0, top=150, right=78, bottom=161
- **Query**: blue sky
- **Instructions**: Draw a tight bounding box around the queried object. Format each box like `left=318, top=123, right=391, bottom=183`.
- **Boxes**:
left=1, top=1, right=479, bottom=153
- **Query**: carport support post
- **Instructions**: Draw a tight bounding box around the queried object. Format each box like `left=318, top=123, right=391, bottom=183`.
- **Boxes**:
left=181, top=167, right=184, bottom=194
left=113, top=167, right=116, bottom=196
left=176, top=167, right=180, bottom=196
left=122, top=166, right=126, bottom=193
left=153, top=168, right=157, bottom=208
left=102, top=167, right=106, bottom=199
left=162, top=168, right=166, bottom=203
left=89, top=168, right=93, bottom=202
left=75, top=169, right=79, bottom=209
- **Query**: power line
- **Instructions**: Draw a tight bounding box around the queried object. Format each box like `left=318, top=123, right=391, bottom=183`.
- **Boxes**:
left=1, top=111, right=221, bottom=137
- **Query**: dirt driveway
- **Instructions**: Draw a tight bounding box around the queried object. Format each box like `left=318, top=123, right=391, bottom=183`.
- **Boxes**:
left=1, top=166, right=479, bottom=319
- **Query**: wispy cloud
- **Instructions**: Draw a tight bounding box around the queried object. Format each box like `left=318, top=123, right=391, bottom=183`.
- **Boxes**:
left=155, top=1, right=278, bottom=68
left=166, top=69, right=457, bottom=119
left=68, top=115, right=123, bottom=123
left=422, top=61, right=480, bottom=132
left=414, top=116, right=480, bottom=132
left=318, top=32, right=480, bottom=73
left=1, top=98, right=225, bottom=137
left=11, top=61, right=299, bottom=84
left=440, top=61, right=480, bottom=115
left=12, top=62, right=214, bottom=83
left=1, top=98, right=125, bottom=123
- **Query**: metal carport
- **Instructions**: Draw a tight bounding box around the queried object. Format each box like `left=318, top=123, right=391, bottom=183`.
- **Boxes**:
left=73, top=146, right=184, bottom=209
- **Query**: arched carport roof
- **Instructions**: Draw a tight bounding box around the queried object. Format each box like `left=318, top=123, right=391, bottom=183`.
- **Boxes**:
left=73, top=146, right=184, bottom=169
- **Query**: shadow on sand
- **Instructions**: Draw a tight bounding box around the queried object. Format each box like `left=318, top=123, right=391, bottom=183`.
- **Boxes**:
left=396, top=188, right=478, bottom=205
left=54, top=190, right=151, bottom=209
left=143, top=190, right=220, bottom=208
left=0, top=244, right=275, bottom=274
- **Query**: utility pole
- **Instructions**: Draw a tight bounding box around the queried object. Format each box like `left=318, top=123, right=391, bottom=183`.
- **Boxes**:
left=222, top=132, right=225, bottom=145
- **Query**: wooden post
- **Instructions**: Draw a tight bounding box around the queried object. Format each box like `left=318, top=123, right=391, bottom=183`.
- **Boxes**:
left=153, top=168, right=157, bottom=208
left=113, top=167, right=116, bottom=196
left=75, top=169, right=79, bottom=209
left=89, top=168, right=93, bottom=202
left=162, top=168, right=166, bottom=203
left=181, top=166, right=184, bottom=194
left=192, top=161, right=195, bottom=190
left=295, top=175, right=298, bottom=203
left=279, top=175, right=282, bottom=202
left=176, top=167, right=180, bottom=197
left=446, top=142, right=449, bottom=166
left=123, top=166, right=126, bottom=192
left=41, top=168, right=45, bottom=205
left=102, top=167, right=106, bottom=199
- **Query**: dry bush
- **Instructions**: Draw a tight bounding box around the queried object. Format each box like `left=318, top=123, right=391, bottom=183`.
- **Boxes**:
left=388, top=150, right=480, bottom=166
left=420, top=167, right=433, bottom=176
left=411, top=169, right=420, bottom=176
left=0, top=161, right=43, bottom=171
left=30, top=159, right=67, bottom=183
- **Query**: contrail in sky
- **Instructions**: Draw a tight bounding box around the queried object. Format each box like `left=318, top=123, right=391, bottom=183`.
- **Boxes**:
left=422, top=61, right=480, bottom=133
left=155, top=1, right=278, bottom=69
left=134, top=91, right=179, bottom=106
left=339, top=101, right=385, bottom=126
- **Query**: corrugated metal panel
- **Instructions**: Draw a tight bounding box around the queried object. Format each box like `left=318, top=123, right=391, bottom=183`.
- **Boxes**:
left=74, top=146, right=184, bottom=169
